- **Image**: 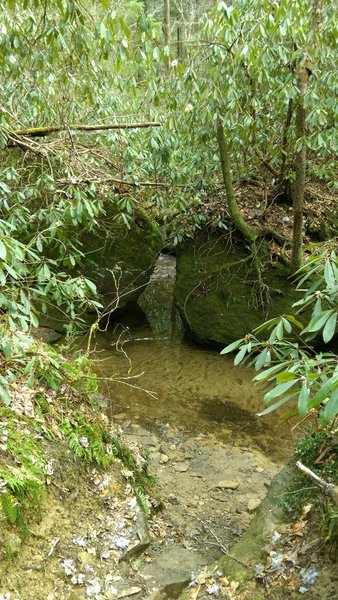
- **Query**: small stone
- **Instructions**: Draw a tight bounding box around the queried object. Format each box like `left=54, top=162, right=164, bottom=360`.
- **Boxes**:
left=174, top=461, right=190, bottom=473
left=247, top=498, right=261, bottom=512
left=255, top=467, right=264, bottom=473
left=216, top=480, right=239, bottom=490
left=7, top=533, right=22, bottom=555
left=159, top=454, right=169, bottom=464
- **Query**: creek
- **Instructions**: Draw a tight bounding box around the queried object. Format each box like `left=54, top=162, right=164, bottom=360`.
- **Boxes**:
left=70, top=255, right=298, bottom=596
left=80, top=254, right=294, bottom=463
left=1, top=256, right=302, bottom=600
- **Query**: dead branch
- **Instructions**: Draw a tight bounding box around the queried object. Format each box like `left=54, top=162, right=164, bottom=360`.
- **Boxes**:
left=254, top=148, right=280, bottom=179
left=296, top=461, right=338, bottom=504
left=56, top=176, right=169, bottom=188
left=11, top=121, right=161, bottom=138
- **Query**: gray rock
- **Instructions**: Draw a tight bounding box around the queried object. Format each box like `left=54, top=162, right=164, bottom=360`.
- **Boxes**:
left=159, top=454, right=169, bottom=464
left=174, top=461, right=191, bottom=473
left=142, top=546, right=206, bottom=597
left=216, top=480, right=239, bottom=490
left=247, top=498, right=261, bottom=513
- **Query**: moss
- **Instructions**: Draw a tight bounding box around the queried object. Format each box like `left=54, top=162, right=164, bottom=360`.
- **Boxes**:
left=41, top=203, right=163, bottom=331
left=174, top=233, right=300, bottom=346
left=219, top=466, right=294, bottom=583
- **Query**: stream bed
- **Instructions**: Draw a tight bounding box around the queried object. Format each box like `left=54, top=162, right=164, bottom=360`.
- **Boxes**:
left=0, top=256, right=330, bottom=600
left=71, top=255, right=298, bottom=596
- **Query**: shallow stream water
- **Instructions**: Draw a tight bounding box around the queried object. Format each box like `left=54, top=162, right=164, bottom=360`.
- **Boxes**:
left=77, top=255, right=295, bottom=463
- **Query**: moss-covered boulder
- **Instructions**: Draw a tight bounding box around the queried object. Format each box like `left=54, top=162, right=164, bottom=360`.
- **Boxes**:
left=78, top=205, right=163, bottom=308
left=174, top=233, right=300, bottom=346
left=40, top=204, right=163, bottom=331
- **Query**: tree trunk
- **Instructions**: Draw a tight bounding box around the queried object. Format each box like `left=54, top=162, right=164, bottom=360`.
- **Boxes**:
left=163, top=0, right=170, bottom=47
left=290, top=65, right=308, bottom=273
left=216, top=116, right=257, bottom=245
left=290, top=0, right=319, bottom=273
left=280, top=98, right=293, bottom=186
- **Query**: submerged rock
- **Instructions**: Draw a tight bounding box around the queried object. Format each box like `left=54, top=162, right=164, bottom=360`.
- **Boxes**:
left=174, top=234, right=300, bottom=346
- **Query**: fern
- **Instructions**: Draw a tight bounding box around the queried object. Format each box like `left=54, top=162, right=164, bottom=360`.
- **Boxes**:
left=134, top=486, right=151, bottom=518
left=1, top=493, right=18, bottom=524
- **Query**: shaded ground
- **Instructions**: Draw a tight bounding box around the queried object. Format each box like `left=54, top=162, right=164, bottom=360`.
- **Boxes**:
left=171, top=179, right=338, bottom=252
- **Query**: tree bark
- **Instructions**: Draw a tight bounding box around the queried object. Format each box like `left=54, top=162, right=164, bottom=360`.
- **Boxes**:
left=216, top=116, right=257, bottom=244
left=163, top=0, right=170, bottom=48
left=280, top=98, right=293, bottom=184
left=290, top=65, right=308, bottom=273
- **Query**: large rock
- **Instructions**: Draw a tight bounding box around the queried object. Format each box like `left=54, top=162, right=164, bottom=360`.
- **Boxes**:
left=174, top=233, right=300, bottom=346
left=78, top=205, right=163, bottom=309
left=40, top=203, right=163, bottom=331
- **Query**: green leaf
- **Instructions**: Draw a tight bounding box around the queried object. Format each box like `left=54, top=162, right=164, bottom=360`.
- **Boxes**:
left=23, top=358, right=36, bottom=376
left=234, top=345, right=248, bottom=365
left=0, top=384, right=11, bottom=406
left=322, top=390, right=338, bottom=420
left=309, top=377, right=338, bottom=407
left=322, top=312, right=337, bottom=343
left=263, top=379, right=299, bottom=403
left=254, top=363, right=284, bottom=381
left=255, top=348, right=268, bottom=371
left=27, top=372, right=35, bottom=388
left=0, top=240, right=6, bottom=260
left=220, top=339, right=244, bottom=354
left=304, top=310, right=334, bottom=333
left=276, top=371, right=298, bottom=382
left=298, top=382, right=310, bottom=417
left=258, top=394, right=292, bottom=416
left=324, top=259, right=335, bottom=288
left=282, top=318, right=292, bottom=333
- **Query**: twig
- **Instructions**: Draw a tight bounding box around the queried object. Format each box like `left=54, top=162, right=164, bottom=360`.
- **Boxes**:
left=191, top=514, right=250, bottom=568
left=254, top=148, right=280, bottom=179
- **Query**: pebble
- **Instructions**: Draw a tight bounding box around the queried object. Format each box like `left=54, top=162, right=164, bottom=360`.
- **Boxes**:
left=216, top=480, right=239, bottom=490
left=247, top=498, right=261, bottom=512
left=159, top=454, right=169, bottom=464
left=174, top=461, right=190, bottom=473
left=255, top=467, right=264, bottom=473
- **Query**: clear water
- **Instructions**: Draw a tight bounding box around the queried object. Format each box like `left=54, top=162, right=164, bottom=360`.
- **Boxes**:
left=76, top=256, right=296, bottom=462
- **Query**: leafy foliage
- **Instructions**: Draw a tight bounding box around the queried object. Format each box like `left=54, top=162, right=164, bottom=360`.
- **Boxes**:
left=282, top=427, right=337, bottom=537
left=221, top=247, right=338, bottom=422
left=0, top=464, right=46, bottom=539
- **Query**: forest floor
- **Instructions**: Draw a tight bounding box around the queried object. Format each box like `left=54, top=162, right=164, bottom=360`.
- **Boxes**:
left=1, top=414, right=336, bottom=600
left=172, top=179, right=338, bottom=256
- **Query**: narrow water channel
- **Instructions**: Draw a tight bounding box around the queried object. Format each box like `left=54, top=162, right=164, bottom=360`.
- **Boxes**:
left=77, top=255, right=295, bottom=463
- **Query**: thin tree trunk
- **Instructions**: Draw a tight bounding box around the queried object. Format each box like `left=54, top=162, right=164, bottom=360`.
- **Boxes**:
left=216, top=116, right=257, bottom=244
left=290, top=0, right=320, bottom=273
left=290, top=65, right=308, bottom=273
left=280, top=98, right=293, bottom=185
left=163, top=0, right=170, bottom=48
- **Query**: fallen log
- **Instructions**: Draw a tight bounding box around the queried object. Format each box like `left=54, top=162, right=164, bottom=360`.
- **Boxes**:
left=10, top=121, right=161, bottom=138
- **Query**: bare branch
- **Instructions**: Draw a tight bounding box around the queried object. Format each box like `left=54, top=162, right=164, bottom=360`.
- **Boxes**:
left=10, top=121, right=161, bottom=138
left=296, top=461, right=338, bottom=504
